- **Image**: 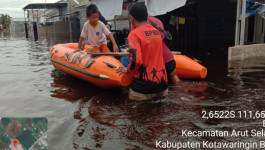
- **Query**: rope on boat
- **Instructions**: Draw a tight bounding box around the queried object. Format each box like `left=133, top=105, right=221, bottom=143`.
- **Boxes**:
left=65, top=52, right=74, bottom=62
left=78, top=56, right=95, bottom=69
left=50, top=59, right=110, bottom=79
left=51, top=49, right=97, bottom=73
left=71, top=52, right=83, bottom=64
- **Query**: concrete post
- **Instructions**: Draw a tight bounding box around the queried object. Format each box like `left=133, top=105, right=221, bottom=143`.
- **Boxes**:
left=235, top=0, right=247, bottom=46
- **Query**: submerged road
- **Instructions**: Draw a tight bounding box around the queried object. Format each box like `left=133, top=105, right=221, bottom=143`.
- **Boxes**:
left=1, top=33, right=265, bottom=149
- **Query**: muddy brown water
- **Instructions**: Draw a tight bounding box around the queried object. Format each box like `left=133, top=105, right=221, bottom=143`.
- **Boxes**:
left=1, top=32, right=265, bottom=150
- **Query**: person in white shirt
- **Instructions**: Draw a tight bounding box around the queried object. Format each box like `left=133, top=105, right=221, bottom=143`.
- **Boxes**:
left=76, top=4, right=119, bottom=53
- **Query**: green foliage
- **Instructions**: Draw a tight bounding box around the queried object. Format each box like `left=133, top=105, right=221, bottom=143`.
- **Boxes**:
left=0, top=135, right=10, bottom=146
left=17, top=130, right=36, bottom=149
left=1, top=118, right=11, bottom=127
left=0, top=14, right=11, bottom=27
left=16, top=118, right=27, bottom=123
left=32, top=118, right=42, bottom=124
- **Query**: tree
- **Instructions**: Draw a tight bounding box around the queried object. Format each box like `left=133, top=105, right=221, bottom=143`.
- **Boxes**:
left=0, top=14, right=11, bottom=27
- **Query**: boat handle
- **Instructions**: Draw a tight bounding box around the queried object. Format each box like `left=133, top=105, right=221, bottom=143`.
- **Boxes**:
left=49, top=47, right=54, bottom=56
left=103, top=62, right=117, bottom=68
left=53, top=49, right=67, bottom=58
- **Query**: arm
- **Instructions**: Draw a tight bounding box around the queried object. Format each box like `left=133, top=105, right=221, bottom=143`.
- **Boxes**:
left=78, top=36, right=85, bottom=50
left=75, top=22, right=87, bottom=52
left=101, top=21, right=119, bottom=52
left=116, top=33, right=142, bottom=75
left=73, top=36, right=85, bottom=53
left=126, top=34, right=143, bottom=73
left=107, top=33, right=119, bottom=52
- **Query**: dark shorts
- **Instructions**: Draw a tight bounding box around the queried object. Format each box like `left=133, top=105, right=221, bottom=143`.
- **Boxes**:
left=165, top=59, right=176, bottom=74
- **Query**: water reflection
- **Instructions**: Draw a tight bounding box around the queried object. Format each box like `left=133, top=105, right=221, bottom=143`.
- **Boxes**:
left=49, top=56, right=265, bottom=149
left=228, top=57, right=265, bottom=89
left=0, top=30, right=3, bottom=39
left=1, top=32, right=265, bottom=149
left=0, top=36, right=77, bottom=149
left=0, top=30, right=11, bottom=40
left=70, top=82, right=210, bottom=149
left=49, top=54, right=265, bottom=149
left=50, top=69, right=103, bottom=102
left=50, top=67, right=211, bottom=149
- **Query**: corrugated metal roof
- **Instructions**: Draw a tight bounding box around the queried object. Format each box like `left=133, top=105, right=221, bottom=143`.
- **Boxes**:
left=23, top=3, right=67, bottom=10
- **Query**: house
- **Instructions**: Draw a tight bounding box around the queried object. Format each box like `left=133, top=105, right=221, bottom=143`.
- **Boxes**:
left=23, top=0, right=69, bottom=40
left=21, top=0, right=265, bottom=60
left=139, top=0, right=264, bottom=60
left=66, top=0, right=239, bottom=58
left=10, top=18, right=25, bottom=36
left=67, top=0, right=89, bottom=42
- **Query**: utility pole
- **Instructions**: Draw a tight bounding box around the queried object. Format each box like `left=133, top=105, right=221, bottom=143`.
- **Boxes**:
left=235, top=0, right=247, bottom=46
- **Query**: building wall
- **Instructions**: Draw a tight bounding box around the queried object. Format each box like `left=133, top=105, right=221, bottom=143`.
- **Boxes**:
left=243, top=0, right=265, bottom=44
left=255, top=0, right=265, bottom=43
left=155, top=0, right=238, bottom=58
left=10, top=20, right=25, bottom=36
left=59, top=5, right=69, bottom=21
left=250, top=0, right=265, bottom=44
left=37, top=21, right=70, bottom=40
left=198, top=0, right=237, bottom=56
left=79, top=8, right=87, bottom=31
left=156, top=3, right=199, bottom=57
left=67, top=0, right=89, bottom=41
left=253, top=15, right=265, bottom=43
left=27, top=21, right=35, bottom=40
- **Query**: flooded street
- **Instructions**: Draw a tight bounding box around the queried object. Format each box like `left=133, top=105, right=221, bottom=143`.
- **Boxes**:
left=1, top=31, right=265, bottom=150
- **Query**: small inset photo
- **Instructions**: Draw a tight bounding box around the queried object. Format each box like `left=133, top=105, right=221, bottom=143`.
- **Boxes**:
left=0, top=117, right=47, bottom=150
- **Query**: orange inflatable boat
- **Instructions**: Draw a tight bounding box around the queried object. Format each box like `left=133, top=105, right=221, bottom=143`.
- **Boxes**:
left=49, top=43, right=132, bottom=88
left=174, top=55, right=207, bottom=79
left=49, top=43, right=207, bottom=88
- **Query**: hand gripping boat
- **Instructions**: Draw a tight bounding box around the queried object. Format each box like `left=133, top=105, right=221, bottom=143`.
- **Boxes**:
left=49, top=43, right=207, bottom=88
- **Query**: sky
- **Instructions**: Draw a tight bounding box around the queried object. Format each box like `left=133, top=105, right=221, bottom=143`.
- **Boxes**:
left=0, top=0, right=59, bottom=18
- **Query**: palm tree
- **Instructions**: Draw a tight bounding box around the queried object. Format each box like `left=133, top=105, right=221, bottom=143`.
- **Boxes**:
left=0, top=14, right=11, bottom=28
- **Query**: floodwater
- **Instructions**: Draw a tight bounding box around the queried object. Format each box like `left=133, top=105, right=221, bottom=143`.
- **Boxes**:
left=1, top=31, right=265, bottom=150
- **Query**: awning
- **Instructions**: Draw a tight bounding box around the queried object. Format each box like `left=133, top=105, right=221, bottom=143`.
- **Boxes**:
left=90, top=0, right=123, bottom=20
left=23, top=3, right=67, bottom=10
left=145, top=0, right=187, bottom=16
left=90, top=0, right=187, bottom=20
